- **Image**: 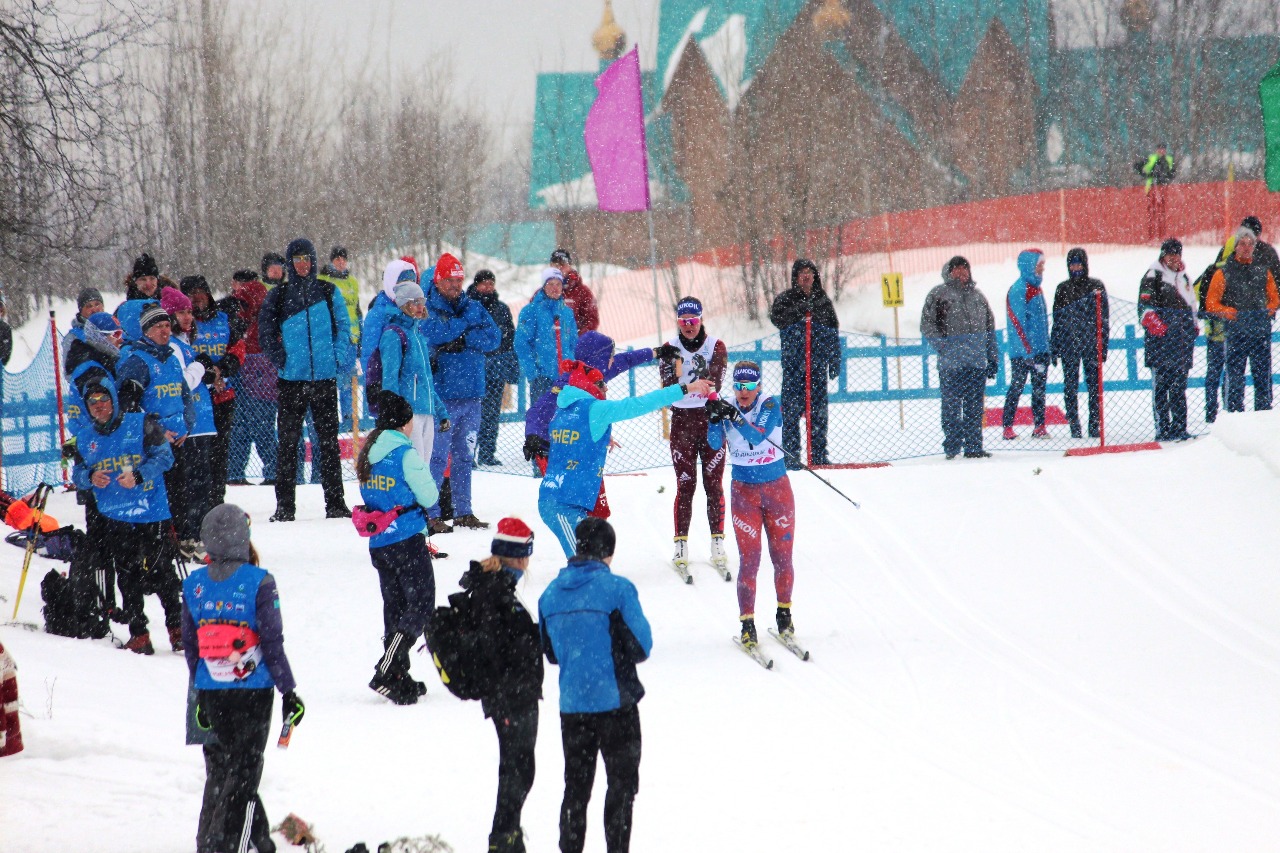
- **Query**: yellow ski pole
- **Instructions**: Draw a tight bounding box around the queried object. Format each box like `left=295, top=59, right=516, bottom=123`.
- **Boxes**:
left=11, top=484, right=51, bottom=620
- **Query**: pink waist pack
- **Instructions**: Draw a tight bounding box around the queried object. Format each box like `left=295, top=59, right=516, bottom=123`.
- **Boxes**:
left=352, top=505, right=412, bottom=538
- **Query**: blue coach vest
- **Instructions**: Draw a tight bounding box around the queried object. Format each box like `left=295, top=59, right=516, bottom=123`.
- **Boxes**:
left=133, top=348, right=188, bottom=436
left=539, top=396, right=610, bottom=511
left=174, top=338, right=216, bottom=436
left=359, top=444, right=426, bottom=548
left=184, top=563, right=275, bottom=691
left=192, top=312, right=235, bottom=392
left=73, top=413, right=171, bottom=523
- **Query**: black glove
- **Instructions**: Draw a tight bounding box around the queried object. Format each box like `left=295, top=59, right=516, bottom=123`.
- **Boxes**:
left=118, top=379, right=145, bottom=412
left=436, top=336, right=467, bottom=354
left=706, top=399, right=741, bottom=424
left=282, top=691, right=305, bottom=727
left=439, top=418, right=450, bottom=433
left=195, top=703, right=212, bottom=731
left=523, top=434, right=550, bottom=461
left=194, top=353, right=217, bottom=372
left=654, top=343, right=681, bottom=360
left=986, top=363, right=998, bottom=381
left=61, top=438, right=77, bottom=461
left=828, top=362, right=839, bottom=380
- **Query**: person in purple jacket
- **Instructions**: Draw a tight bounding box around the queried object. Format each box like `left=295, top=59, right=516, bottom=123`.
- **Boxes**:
left=182, top=504, right=304, bottom=853
left=522, top=331, right=679, bottom=484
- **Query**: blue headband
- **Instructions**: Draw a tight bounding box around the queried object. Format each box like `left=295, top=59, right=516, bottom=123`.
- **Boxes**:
left=732, top=364, right=761, bottom=384
left=676, top=297, right=702, bottom=317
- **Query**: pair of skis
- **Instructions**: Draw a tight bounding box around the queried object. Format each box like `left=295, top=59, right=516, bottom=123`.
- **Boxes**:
left=733, top=628, right=811, bottom=670
left=672, top=557, right=731, bottom=585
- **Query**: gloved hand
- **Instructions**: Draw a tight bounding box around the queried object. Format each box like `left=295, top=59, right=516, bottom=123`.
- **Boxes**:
left=828, top=362, right=840, bottom=380
left=282, top=691, right=305, bottom=727
left=986, top=363, right=998, bottom=381
left=1050, top=351, right=1059, bottom=367
left=706, top=399, right=742, bottom=425
left=436, top=336, right=467, bottom=354
left=523, top=434, right=550, bottom=461
left=61, top=438, right=78, bottom=461
left=1141, top=312, right=1167, bottom=337
left=654, top=343, right=681, bottom=361
left=439, top=418, right=451, bottom=433
left=195, top=703, right=212, bottom=731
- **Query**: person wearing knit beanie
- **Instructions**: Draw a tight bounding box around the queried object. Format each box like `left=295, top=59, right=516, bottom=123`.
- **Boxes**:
left=456, top=515, right=541, bottom=853
left=160, top=286, right=191, bottom=317
left=356, top=388, right=442, bottom=706
left=77, top=287, right=104, bottom=318
left=139, top=301, right=171, bottom=335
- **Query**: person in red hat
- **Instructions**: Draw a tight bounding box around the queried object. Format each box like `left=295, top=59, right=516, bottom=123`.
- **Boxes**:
left=459, top=517, right=541, bottom=853
left=420, top=253, right=501, bottom=532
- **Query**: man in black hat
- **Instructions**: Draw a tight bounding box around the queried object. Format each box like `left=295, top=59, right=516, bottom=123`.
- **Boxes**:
left=1139, top=238, right=1199, bottom=439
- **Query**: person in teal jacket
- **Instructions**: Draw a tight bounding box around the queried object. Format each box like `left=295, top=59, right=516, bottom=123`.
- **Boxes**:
left=356, top=391, right=441, bottom=706
left=379, top=279, right=449, bottom=464
left=516, top=268, right=578, bottom=405
left=1001, top=249, right=1051, bottom=439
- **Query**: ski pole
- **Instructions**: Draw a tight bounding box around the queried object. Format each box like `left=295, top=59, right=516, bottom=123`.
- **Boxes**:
left=760, top=434, right=861, bottom=510
left=11, top=484, right=52, bottom=619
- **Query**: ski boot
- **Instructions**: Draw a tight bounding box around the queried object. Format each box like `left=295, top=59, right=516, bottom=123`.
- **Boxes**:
left=124, top=632, right=155, bottom=655
left=710, top=534, right=731, bottom=581
left=776, top=604, right=794, bottom=637
left=369, top=632, right=419, bottom=705
left=739, top=616, right=759, bottom=648
left=1002, top=426, right=1017, bottom=440
left=168, top=625, right=184, bottom=652
left=672, top=537, right=691, bottom=584
left=1031, top=425, right=1050, bottom=438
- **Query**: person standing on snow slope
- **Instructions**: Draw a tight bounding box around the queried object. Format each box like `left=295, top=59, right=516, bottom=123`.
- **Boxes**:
left=523, top=330, right=679, bottom=518
left=1050, top=248, right=1110, bottom=438
left=1001, top=249, right=1051, bottom=440
left=538, top=358, right=712, bottom=559
left=706, top=362, right=797, bottom=649
left=658, top=296, right=729, bottom=576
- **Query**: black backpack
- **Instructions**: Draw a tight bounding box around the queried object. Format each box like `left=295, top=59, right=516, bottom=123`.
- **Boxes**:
left=39, top=530, right=111, bottom=640
left=425, top=589, right=498, bottom=701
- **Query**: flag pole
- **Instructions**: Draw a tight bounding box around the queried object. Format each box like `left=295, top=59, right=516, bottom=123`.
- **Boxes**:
left=648, top=207, right=662, bottom=345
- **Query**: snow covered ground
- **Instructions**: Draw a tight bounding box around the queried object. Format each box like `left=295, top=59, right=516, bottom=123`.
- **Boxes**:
left=4, top=410, right=1280, bottom=852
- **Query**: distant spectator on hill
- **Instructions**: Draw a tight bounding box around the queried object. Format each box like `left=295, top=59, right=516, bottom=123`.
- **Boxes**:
left=550, top=248, right=599, bottom=333
left=1135, top=144, right=1175, bottom=240
left=769, top=259, right=840, bottom=467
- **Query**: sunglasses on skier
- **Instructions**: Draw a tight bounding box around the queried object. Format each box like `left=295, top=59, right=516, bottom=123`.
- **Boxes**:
left=677, top=317, right=700, bottom=327
left=732, top=381, right=759, bottom=391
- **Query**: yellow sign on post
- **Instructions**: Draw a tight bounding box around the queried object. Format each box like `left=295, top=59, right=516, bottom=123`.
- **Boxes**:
left=880, top=272, right=904, bottom=308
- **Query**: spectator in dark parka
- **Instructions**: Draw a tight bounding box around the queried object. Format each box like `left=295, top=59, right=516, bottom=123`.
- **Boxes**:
left=539, top=517, right=651, bottom=853
left=460, top=517, right=542, bottom=853
left=550, top=248, right=600, bottom=334
left=768, top=259, right=840, bottom=467
left=1204, top=227, right=1279, bottom=413
left=1139, top=238, right=1199, bottom=440
left=1050, top=247, right=1110, bottom=438
left=257, top=237, right=355, bottom=522
left=920, top=256, right=997, bottom=459
left=468, top=270, right=519, bottom=467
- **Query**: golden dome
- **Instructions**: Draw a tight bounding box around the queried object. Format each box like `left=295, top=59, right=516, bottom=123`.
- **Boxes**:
left=593, top=0, right=627, bottom=61
left=812, top=0, right=851, bottom=36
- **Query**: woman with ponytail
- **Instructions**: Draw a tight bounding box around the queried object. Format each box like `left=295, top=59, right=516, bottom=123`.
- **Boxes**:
left=356, top=390, right=440, bottom=705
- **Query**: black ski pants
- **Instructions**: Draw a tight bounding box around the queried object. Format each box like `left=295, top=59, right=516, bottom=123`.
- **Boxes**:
left=210, top=397, right=236, bottom=505
left=1151, top=365, right=1189, bottom=439
left=780, top=374, right=829, bottom=466
left=490, top=702, right=539, bottom=842
left=1060, top=353, right=1101, bottom=436
left=275, top=378, right=344, bottom=512
left=95, top=517, right=181, bottom=637
left=196, top=687, right=274, bottom=853
left=370, top=532, right=435, bottom=640
left=559, top=704, right=642, bottom=853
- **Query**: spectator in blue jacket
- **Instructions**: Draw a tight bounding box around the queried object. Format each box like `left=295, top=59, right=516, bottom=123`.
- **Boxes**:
left=420, top=253, right=500, bottom=532
left=1001, top=249, right=1051, bottom=439
left=539, top=517, right=651, bottom=853
left=379, top=278, right=449, bottom=463
left=516, top=268, right=578, bottom=406
left=257, top=237, right=354, bottom=522
left=362, top=258, right=417, bottom=375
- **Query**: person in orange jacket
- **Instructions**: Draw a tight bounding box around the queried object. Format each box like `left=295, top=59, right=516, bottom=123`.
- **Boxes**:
left=1203, top=226, right=1280, bottom=412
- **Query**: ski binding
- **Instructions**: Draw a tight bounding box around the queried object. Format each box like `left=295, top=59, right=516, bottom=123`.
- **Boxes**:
left=768, top=628, right=810, bottom=661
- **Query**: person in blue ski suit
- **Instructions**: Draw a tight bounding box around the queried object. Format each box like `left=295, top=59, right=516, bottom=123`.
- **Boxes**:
left=538, top=362, right=712, bottom=558
left=1001, top=249, right=1051, bottom=438
left=538, top=516, right=652, bottom=853
left=516, top=268, right=578, bottom=406
left=377, top=275, right=449, bottom=464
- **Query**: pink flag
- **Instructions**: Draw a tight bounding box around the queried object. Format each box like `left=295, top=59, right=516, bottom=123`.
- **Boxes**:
left=584, top=46, right=650, bottom=212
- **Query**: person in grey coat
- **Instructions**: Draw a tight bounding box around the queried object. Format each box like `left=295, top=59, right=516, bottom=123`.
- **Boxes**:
left=920, top=256, right=998, bottom=459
